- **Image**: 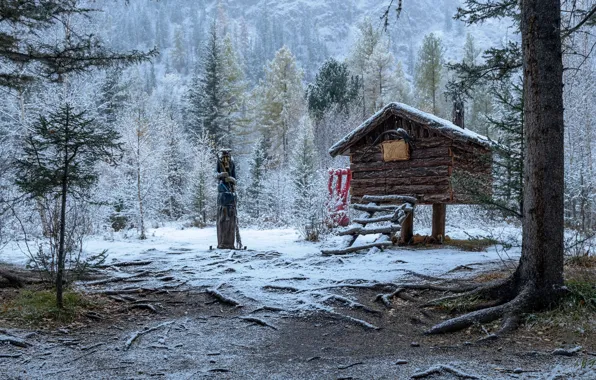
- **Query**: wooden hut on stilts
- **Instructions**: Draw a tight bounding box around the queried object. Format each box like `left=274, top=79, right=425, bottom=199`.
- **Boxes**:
left=323, top=103, right=493, bottom=255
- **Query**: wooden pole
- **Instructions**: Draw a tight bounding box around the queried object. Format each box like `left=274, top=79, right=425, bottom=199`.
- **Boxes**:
left=401, top=209, right=414, bottom=244
left=432, top=203, right=446, bottom=243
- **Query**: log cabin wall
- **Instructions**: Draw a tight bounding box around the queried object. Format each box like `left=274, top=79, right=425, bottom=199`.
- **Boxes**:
left=349, top=115, right=456, bottom=204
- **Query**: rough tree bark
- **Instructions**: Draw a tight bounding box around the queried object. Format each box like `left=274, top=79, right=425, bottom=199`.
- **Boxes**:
left=425, top=0, right=566, bottom=334
left=515, top=0, right=565, bottom=309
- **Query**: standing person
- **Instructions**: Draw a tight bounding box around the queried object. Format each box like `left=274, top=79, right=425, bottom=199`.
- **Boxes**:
left=216, top=149, right=237, bottom=249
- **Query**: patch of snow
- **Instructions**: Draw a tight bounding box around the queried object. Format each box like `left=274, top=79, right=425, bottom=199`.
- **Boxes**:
left=1, top=224, right=521, bottom=314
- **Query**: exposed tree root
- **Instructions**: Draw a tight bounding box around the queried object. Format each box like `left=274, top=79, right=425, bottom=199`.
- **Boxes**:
left=262, top=285, right=300, bottom=293
left=98, top=260, right=152, bottom=268
left=0, top=334, right=31, bottom=348
left=322, top=294, right=380, bottom=314
left=238, top=316, right=277, bottom=330
left=320, top=309, right=380, bottom=330
left=250, top=306, right=285, bottom=314
left=426, top=286, right=531, bottom=335
left=411, top=364, right=479, bottom=379
left=124, top=321, right=175, bottom=350
left=83, top=271, right=151, bottom=286
left=126, top=303, right=158, bottom=313
left=95, top=287, right=158, bottom=295
left=552, top=346, right=582, bottom=356
left=374, top=287, right=416, bottom=308
left=206, top=285, right=243, bottom=307
left=401, top=270, right=467, bottom=284
left=0, top=353, right=22, bottom=358
left=420, top=278, right=512, bottom=308
left=307, top=282, right=480, bottom=294
left=337, top=362, right=364, bottom=370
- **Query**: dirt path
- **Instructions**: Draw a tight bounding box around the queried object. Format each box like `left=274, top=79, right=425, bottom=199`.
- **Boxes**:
left=1, top=288, right=594, bottom=379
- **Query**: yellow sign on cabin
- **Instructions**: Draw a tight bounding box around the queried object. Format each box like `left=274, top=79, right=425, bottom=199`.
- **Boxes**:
left=381, top=139, right=410, bottom=161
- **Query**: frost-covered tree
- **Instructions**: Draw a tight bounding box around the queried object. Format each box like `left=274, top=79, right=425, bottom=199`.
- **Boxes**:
left=415, top=33, right=445, bottom=115
left=349, top=18, right=382, bottom=117
left=307, top=58, right=359, bottom=120
left=246, top=137, right=269, bottom=220
left=172, top=27, right=188, bottom=74
left=290, top=118, right=318, bottom=223
left=365, top=38, right=398, bottom=111
left=97, top=69, right=130, bottom=126
left=563, top=32, right=596, bottom=231
left=189, top=132, right=217, bottom=226
left=159, top=115, right=188, bottom=220
left=15, top=104, right=121, bottom=308
left=187, top=21, right=247, bottom=149
left=196, top=21, right=224, bottom=141
left=115, top=102, right=164, bottom=240
left=394, top=61, right=412, bottom=104
left=220, top=35, right=250, bottom=151
left=257, top=46, right=305, bottom=166
left=461, top=34, right=493, bottom=136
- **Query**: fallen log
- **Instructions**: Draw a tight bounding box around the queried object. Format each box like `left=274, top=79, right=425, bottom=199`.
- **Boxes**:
left=322, top=242, right=393, bottom=256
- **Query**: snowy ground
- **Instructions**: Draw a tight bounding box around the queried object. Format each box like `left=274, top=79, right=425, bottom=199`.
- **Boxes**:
left=3, top=225, right=595, bottom=379
left=2, top=224, right=521, bottom=314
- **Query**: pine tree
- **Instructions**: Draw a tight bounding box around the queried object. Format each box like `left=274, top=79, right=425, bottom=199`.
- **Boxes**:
left=490, top=80, right=524, bottom=218
left=15, top=104, right=121, bottom=308
left=349, top=18, right=382, bottom=117
left=394, top=61, right=412, bottom=104
left=172, top=27, right=187, bottom=74
left=0, top=1, right=155, bottom=89
left=461, top=34, right=493, bottom=136
left=247, top=137, right=268, bottom=219
left=190, top=132, right=217, bottom=226
left=220, top=35, right=249, bottom=150
left=307, top=58, right=359, bottom=120
left=201, top=21, right=224, bottom=143
left=257, top=46, right=305, bottom=166
left=97, top=69, right=129, bottom=126
left=160, top=116, right=187, bottom=220
left=187, top=21, right=247, bottom=150
left=365, top=39, right=397, bottom=111
left=415, top=33, right=445, bottom=115
left=290, top=118, right=318, bottom=223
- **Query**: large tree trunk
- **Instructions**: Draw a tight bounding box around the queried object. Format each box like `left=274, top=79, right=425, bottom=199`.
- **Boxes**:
left=516, top=0, right=565, bottom=303
left=425, top=0, right=566, bottom=335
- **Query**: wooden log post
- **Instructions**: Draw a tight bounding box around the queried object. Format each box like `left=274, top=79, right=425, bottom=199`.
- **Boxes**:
left=401, top=209, right=414, bottom=244
left=432, top=203, right=446, bottom=243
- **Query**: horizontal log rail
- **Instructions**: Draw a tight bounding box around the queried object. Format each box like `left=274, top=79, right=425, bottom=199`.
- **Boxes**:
left=321, top=195, right=416, bottom=256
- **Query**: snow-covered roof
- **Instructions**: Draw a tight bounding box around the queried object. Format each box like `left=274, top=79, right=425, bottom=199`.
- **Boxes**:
left=329, top=102, right=493, bottom=157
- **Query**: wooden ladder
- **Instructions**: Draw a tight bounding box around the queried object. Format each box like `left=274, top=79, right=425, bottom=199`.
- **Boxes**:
left=321, top=195, right=416, bottom=256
